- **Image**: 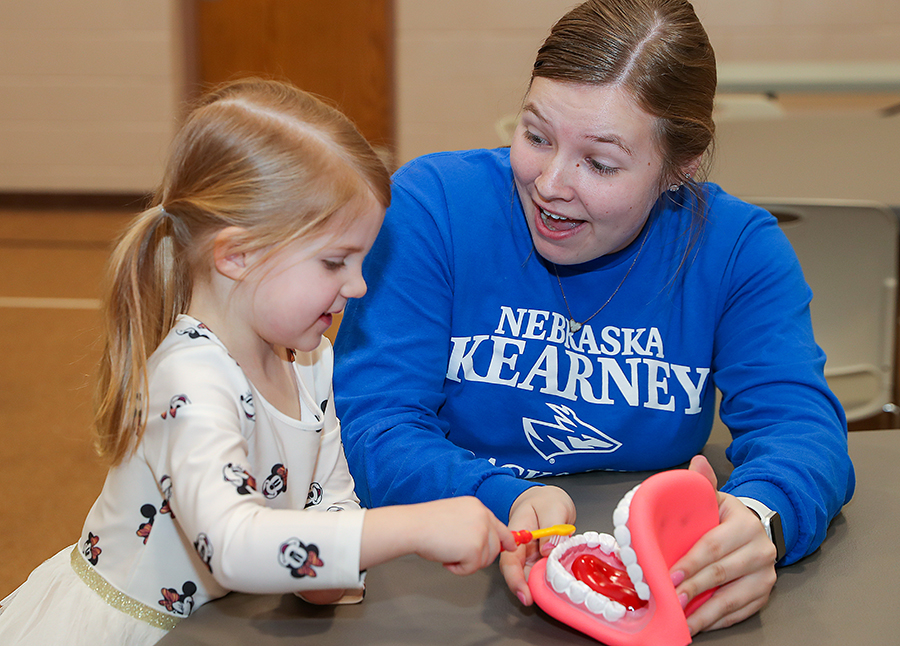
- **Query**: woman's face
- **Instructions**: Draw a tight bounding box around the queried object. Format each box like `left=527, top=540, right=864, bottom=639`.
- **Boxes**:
left=511, top=78, right=667, bottom=266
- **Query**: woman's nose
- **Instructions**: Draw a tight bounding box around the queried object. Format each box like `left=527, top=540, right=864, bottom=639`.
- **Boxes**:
left=534, top=153, right=575, bottom=202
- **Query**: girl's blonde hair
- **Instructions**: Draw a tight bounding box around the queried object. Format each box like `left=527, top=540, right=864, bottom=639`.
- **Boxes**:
left=94, top=78, right=391, bottom=464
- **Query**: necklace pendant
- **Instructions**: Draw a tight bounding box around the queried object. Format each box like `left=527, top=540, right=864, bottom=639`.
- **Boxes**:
left=568, top=319, right=583, bottom=334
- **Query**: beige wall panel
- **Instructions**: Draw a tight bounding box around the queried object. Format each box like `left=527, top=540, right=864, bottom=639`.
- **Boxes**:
left=396, top=1, right=565, bottom=31
left=0, top=0, right=182, bottom=193
left=4, top=125, right=168, bottom=166
left=2, top=0, right=167, bottom=30
left=711, top=115, right=900, bottom=205
left=0, top=34, right=169, bottom=76
left=0, top=83, right=173, bottom=123
left=395, top=0, right=572, bottom=164
left=2, top=124, right=169, bottom=192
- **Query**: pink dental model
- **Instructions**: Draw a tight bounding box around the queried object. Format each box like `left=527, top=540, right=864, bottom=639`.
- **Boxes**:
left=528, top=469, right=720, bottom=646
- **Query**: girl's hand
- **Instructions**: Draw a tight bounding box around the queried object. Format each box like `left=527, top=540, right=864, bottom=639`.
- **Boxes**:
left=670, top=456, right=778, bottom=634
left=361, top=497, right=516, bottom=576
left=409, top=496, right=518, bottom=575
left=500, top=485, right=576, bottom=605
left=295, top=589, right=348, bottom=605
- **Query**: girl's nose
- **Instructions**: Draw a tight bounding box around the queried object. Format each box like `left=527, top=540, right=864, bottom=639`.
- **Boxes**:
left=342, top=270, right=367, bottom=300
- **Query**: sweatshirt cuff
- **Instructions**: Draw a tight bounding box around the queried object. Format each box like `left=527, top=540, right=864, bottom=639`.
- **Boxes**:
left=722, top=479, right=797, bottom=562
left=474, top=473, right=541, bottom=524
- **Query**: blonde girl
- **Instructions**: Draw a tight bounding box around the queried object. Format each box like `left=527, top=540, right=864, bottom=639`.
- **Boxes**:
left=0, top=78, right=514, bottom=645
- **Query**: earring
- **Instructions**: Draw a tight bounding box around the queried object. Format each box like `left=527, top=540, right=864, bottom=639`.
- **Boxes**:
left=668, top=183, right=681, bottom=192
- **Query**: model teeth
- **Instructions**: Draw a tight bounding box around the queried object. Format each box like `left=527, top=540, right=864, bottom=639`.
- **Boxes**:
left=545, top=483, right=649, bottom=621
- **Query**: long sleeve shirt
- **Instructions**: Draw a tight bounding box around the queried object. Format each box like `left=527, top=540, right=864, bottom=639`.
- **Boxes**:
left=77, top=315, right=365, bottom=620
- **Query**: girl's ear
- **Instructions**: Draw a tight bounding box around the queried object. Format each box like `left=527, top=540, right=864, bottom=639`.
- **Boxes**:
left=213, top=227, right=250, bottom=280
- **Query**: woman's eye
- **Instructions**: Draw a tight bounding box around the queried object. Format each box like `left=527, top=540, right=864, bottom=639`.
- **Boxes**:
left=587, top=158, right=618, bottom=176
left=523, top=129, right=547, bottom=146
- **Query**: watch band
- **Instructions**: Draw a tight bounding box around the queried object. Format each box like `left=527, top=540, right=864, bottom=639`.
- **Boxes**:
left=737, top=497, right=786, bottom=563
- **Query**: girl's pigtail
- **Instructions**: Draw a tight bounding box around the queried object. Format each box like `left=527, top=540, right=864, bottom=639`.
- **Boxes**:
left=93, top=204, right=191, bottom=464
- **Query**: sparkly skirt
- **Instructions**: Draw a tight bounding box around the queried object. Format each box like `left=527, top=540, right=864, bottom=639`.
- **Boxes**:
left=0, top=545, right=173, bottom=645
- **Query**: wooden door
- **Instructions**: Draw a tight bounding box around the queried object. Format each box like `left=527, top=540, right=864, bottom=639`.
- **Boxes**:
left=190, top=0, right=394, bottom=153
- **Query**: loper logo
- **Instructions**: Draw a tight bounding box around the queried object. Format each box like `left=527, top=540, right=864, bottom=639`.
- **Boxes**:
left=523, top=403, right=622, bottom=463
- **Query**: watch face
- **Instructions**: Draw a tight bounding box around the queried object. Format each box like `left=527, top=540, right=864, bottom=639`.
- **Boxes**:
left=739, top=498, right=786, bottom=563
left=768, top=512, right=786, bottom=563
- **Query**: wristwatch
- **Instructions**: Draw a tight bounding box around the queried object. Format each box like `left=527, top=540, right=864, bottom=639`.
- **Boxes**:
left=738, top=497, right=786, bottom=563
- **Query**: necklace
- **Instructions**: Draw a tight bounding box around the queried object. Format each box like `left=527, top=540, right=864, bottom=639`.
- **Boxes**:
left=552, top=228, right=648, bottom=334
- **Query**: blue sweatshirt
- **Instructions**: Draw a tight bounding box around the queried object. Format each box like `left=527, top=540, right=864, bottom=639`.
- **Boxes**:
left=334, top=147, right=855, bottom=565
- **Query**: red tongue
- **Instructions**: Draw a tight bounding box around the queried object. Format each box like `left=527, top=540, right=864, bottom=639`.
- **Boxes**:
left=571, top=554, right=647, bottom=610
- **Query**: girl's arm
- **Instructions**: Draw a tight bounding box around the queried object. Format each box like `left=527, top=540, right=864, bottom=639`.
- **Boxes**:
left=143, top=346, right=367, bottom=594
left=360, top=497, right=516, bottom=575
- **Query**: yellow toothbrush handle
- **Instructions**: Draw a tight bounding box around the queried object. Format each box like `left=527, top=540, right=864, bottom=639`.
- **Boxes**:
left=529, top=524, right=576, bottom=540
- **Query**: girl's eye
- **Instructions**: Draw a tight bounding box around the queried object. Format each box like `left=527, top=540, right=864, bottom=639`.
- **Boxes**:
left=587, top=158, right=618, bottom=176
left=323, top=259, right=345, bottom=271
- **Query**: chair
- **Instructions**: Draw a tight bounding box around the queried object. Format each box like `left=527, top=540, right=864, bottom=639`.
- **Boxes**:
left=750, top=199, right=900, bottom=423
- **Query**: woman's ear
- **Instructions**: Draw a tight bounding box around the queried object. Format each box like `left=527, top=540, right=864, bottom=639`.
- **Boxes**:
left=682, top=155, right=703, bottom=182
left=213, top=227, right=250, bottom=280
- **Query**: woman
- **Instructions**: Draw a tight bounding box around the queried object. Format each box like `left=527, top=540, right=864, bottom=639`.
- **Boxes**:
left=334, top=0, right=854, bottom=634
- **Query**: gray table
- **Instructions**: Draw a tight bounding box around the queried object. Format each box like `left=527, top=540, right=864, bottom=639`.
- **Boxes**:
left=157, top=431, right=898, bottom=645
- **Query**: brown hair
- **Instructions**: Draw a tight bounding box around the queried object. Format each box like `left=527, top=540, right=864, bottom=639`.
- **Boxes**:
left=94, top=78, right=391, bottom=464
left=531, top=0, right=716, bottom=202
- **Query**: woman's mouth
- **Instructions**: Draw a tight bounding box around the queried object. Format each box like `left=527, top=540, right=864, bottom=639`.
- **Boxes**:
left=538, top=205, right=581, bottom=232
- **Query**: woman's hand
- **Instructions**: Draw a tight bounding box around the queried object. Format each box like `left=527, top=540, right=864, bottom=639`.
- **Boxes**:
left=500, top=485, right=576, bottom=605
left=670, top=456, right=778, bottom=634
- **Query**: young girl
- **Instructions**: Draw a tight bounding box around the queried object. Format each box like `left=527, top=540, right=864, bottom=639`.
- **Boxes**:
left=0, top=78, right=515, bottom=645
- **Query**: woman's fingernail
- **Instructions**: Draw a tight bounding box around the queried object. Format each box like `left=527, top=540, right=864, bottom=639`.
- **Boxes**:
left=517, top=591, right=528, bottom=605
left=670, top=570, right=685, bottom=587
left=678, top=592, right=689, bottom=609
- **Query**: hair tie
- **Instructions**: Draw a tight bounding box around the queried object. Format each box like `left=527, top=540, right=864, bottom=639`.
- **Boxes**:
left=157, top=206, right=179, bottom=237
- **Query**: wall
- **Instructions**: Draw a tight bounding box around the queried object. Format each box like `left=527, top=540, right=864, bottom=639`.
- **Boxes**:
left=394, top=1, right=565, bottom=166
left=0, top=0, right=185, bottom=193
left=2, top=1, right=898, bottom=196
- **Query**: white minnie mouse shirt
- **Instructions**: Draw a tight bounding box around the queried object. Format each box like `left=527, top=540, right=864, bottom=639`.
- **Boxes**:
left=76, top=315, right=366, bottom=620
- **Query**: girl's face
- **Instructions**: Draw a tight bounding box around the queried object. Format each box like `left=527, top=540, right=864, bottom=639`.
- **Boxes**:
left=510, top=78, right=667, bottom=266
left=243, top=192, right=385, bottom=352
